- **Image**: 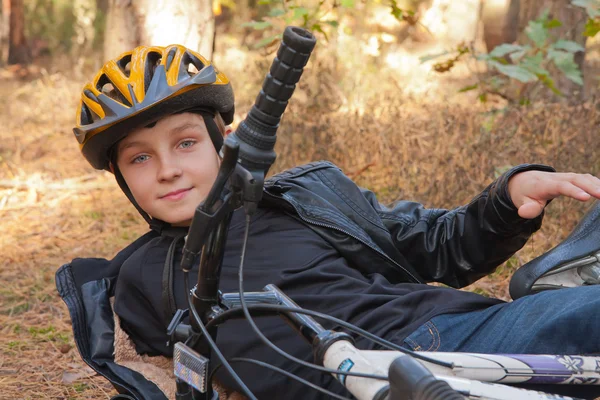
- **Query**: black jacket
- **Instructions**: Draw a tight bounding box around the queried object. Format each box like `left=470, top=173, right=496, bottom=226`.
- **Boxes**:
left=55, top=161, right=553, bottom=399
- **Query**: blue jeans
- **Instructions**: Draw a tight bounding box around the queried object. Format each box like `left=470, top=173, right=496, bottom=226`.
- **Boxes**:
left=401, top=286, right=600, bottom=399
left=402, top=285, right=600, bottom=355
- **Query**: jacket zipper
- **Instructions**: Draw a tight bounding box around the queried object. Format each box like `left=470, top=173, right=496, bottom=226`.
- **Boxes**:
left=265, top=191, right=422, bottom=284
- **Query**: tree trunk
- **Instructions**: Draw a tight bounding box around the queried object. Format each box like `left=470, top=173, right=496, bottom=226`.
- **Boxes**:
left=518, top=0, right=588, bottom=99
left=103, top=0, right=215, bottom=61
left=103, top=0, right=139, bottom=60
left=481, top=0, right=521, bottom=52
left=6, top=0, right=29, bottom=64
left=1, top=0, right=9, bottom=65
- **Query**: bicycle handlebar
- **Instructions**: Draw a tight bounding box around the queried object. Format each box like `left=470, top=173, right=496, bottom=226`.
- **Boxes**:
left=228, top=26, right=316, bottom=175
left=387, top=356, right=463, bottom=400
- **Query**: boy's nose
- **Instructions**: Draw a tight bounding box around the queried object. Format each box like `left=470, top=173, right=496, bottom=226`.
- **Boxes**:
left=157, top=157, right=183, bottom=181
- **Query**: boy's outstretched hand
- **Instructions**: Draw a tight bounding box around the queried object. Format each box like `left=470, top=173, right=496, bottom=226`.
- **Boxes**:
left=508, top=171, right=600, bottom=219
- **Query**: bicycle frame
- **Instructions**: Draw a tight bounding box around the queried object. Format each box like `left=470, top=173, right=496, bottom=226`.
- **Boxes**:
left=173, top=284, right=600, bottom=400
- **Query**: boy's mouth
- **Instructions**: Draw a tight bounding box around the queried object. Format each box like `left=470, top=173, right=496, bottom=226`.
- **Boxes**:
left=160, top=188, right=192, bottom=201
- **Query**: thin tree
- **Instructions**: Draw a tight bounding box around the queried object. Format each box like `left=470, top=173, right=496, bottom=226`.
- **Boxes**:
left=481, top=0, right=521, bottom=53
left=3, top=0, right=29, bottom=64
left=0, top=0, right=7, bottom=65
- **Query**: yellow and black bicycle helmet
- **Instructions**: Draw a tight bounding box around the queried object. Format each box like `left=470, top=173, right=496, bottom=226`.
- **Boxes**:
left=74, top=44, right=235, bottom=170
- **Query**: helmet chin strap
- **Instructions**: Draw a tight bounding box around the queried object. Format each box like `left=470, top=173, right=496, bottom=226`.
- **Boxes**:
left=193, top=108, right=224, bottom=153
left=112, top=109, right=224, bottom=234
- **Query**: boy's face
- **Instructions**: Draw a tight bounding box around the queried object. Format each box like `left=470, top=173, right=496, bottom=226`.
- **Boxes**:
left=116, top=113, right=222, bottom=226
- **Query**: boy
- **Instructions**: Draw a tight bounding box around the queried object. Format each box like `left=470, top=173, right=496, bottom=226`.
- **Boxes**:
left=58, top=44, right=600, bottom=400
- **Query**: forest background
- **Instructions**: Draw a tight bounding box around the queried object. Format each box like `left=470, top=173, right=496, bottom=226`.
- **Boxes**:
left=0, top=0, right=599, bottom=398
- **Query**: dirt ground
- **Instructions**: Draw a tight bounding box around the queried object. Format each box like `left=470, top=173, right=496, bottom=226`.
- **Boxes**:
left=0, top=42, right=599, bottom=399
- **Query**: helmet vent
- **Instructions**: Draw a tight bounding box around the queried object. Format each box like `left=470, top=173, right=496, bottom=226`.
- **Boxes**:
left=80, top=103, right=94, bottom=125
left=83, top=89, right=98, bottom=102
left=180, top=51, right=205, bottom=81
left=88, top=105, right=101, bottom=121
left=117, top=54, right=132, bottom=78
left=165, top=47, right=177, bottom=71
left=97, top=74, right=132, bottom=107
left=187, top=63, right=199, bottom=76
left=145, top=51, right=163, bottom=92
left=101, top=82, right=115, bottom=95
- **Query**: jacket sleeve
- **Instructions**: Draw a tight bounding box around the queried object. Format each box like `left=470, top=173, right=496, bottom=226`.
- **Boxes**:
left=361, top=164, right=556, bottom=288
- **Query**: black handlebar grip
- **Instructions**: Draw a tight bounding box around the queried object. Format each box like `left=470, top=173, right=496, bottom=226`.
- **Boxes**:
left=228, top=26, right=316, bottom=174
left=388, top=356, right=464, bottom=400
left=251, top=26, right=317, bottom=127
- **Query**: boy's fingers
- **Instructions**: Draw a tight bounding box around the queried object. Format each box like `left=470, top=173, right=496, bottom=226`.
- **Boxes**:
left=542, top=180, right=579, bottom=200
left=543, top=178, right=593, bottom=201
left=556, top=180, right=592, bottom=201
left=571, top=173, right=600, bottom=198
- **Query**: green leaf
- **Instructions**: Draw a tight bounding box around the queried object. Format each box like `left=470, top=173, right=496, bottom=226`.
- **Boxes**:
left=509, top=45, right=531, bottom=63
left=293, top=7, right=309, bottom=19
left=253, top=34, right=282, bottom=49
left=584, top=18, right=600, bottom=37
left=419, top=51, right=450, bottom=63
left=491, top=57, right=510, bottom=65
left=520, top=53, right=548, bottom=76
left=552, top=39, right=585, bottom=53
left=458, top=83, right=479, bottom=93
left=340, top=0, right=355, bottom=7
left=268, top=8, right=286, bottom=17
left=549, top=50, right=584, bottom=85
left=488, top=44, right=525, bottom=58
left=519, top=97, right=532, bottom=106
left=478, top=93, right=488, bottom=103
left=525, top=20, right=548, bottom=47
left=323, top=20, right=339, bottom=28
left=390, top=8, right=404, bottom=20
left=241, top=21, right=272, bottom=30
left=389, top=1, right=404, bottom=20
left=544, top=18, right=563, bottom=29
left=489, top=61, right=538, bottom=83
left=311, top=23, right=329, bottom=41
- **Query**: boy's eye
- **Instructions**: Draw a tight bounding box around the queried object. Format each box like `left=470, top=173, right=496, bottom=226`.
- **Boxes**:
left=132, top=154, right=150, bottom=164
left=178, top=140, right=196, bottom=149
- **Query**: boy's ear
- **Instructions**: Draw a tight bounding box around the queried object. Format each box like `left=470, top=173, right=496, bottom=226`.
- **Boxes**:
left=224, top=126, right=233, bottom=137
left=108, top=162, right=115, bottom=174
